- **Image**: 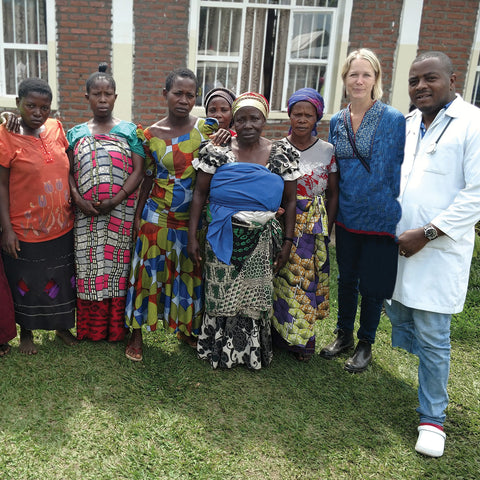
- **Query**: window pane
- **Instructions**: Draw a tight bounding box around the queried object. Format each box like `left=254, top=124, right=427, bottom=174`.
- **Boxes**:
left=198, top=6, right=242, bottom=57
left=291, top=12, right=331, bottom=60
left=3, top=0, right=14, bottom=42
left=287, top=64, right=326, bottom=99
left=296, top=0, right=338, bottom=6
left=472, top=72, right=480, bottom=108
left=248, top=0, right=291, bottom=5
left=196, top=61, right=238, bottom=105
left=2, top=0, right=46, bottom=44
left=4, top=49, right=48, bottom=94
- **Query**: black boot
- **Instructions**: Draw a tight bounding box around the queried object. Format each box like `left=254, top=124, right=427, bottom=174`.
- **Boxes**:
left=344, top=340, right=372, bottom=373
left=319, top=329, right=354, bottom=359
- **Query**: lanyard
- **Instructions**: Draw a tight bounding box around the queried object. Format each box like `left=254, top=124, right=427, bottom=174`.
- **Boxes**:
left=342, top=109, right=371, bottom=173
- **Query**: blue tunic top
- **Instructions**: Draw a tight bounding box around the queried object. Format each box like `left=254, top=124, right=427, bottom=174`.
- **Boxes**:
left=329, top=100, right=405, bottom=237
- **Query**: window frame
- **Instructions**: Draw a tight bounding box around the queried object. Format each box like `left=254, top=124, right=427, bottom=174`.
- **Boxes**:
left=0, top=0, right=57, bottom=109
left=188, top=0, right=350, bottom=118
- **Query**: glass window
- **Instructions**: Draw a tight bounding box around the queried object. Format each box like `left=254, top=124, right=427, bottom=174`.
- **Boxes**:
left=471, top=53, right=480, bottom=108
left=0, top=0, right=48, bottom=96
left=193, top=0, right=339, bottom=111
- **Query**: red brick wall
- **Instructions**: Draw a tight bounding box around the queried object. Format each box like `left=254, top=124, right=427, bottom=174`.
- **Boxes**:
left=417, top=0, right=479, bottom=91
left=55, top=0, right=113, bottom=130
left=132, top=0, right=191, bottom=126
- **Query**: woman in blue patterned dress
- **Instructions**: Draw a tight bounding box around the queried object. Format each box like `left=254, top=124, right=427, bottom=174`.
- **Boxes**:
left=319, top=49, right=405, bottom=372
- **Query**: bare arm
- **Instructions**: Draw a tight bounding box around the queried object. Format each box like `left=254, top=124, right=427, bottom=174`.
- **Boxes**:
left=133, top=173, right=153, bottom=239
left=274, top=179, right=297, bottom=273
left=326, top=170, right=339, bottom=236
left=187, top=170, right=212, bottom=267
left=0, top=165, right=20, bottom=258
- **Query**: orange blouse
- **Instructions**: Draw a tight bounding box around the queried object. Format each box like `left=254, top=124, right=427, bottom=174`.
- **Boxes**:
left=0, top=118, right=73, bottom=242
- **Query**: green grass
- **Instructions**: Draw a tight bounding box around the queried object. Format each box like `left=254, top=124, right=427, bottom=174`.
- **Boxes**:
left=1, top=248, right=479, bottom=479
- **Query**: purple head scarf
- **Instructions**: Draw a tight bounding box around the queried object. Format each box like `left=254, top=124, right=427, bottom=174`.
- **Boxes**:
left=287, top=87, right=324, bottom=135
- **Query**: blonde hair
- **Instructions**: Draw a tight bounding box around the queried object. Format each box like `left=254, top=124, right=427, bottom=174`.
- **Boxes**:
left=341, top=48, right=383, bottom=101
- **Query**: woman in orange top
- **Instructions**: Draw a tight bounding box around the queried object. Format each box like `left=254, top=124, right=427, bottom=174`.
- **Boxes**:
left=0, top=78, right=76, bottom=354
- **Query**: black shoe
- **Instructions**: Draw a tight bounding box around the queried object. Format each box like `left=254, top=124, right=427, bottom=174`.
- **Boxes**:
left=319, top=329, right=354, bottom=359
left=344, top=340, right=372, bottom=373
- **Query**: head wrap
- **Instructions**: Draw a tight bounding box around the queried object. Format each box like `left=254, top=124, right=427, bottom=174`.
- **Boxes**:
left=287, top=88, right=324, bottom=135
left=232, top=92, right=269, bottom=120
left=204, top=88, right=236, bottom=112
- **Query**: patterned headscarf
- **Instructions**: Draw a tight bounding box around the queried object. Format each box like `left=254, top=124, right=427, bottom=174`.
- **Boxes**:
left=232, top=92, right=269, bottom=120
left=204, top=88, right=236, bottom=112
left=287, top=88, right=324, bottom=135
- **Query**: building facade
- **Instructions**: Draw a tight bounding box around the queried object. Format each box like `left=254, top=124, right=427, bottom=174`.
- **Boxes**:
left=1, top=0, right=480, bottom=139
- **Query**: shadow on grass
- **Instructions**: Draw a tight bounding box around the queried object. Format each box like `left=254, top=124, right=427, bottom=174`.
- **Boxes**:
left=2, top=321, right=478, bottom=480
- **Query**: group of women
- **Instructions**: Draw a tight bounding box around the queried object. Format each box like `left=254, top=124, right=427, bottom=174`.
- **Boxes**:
left=0, top=48, right=405, bottom=373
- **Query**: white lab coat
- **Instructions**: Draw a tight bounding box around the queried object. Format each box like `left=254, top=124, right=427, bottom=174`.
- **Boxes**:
left=392, top=95, right=480, bottom=314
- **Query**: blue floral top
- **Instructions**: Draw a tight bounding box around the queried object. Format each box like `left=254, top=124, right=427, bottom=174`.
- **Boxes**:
left=329, top=100, right=405, bottom=237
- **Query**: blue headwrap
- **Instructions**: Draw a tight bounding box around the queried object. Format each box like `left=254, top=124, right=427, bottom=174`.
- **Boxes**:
left=287, top=88, right=324, bottom=135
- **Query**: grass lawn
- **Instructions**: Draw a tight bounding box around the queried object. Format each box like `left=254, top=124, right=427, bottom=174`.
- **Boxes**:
left=1, top=248, right=479, bottom=479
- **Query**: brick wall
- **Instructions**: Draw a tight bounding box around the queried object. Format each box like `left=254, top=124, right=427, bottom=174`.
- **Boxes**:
left=132, top=0, right=191, bottom=126
left=56, top=0, right=113, bottom=130
left=418, top=0, right=479, bottom=92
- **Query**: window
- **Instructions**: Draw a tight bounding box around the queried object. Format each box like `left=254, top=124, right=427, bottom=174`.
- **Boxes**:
left=0, top=0, right=48, bottom=97
left=471, top=53, right=480, bottom=108
left=193, top=0, right=339, bottom=111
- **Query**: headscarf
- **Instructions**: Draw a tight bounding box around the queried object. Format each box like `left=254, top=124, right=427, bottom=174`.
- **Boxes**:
left=232, top=92, right=269, bottom=120
left=287, top=88, right=324, bottom=135
left=204, top=87, right=236, bottom=112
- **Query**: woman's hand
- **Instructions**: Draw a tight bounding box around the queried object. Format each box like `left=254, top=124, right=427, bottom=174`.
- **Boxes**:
left=96, top=198, right=117, bottom=215
left=187, top=236, right=202, bottom=268
left=273, top=242, right=292, bottom=273
left=1, top=228, right=20, bottom=259
left=74, top=197, right=100, bottom=216
left=209, top=128, right=231, bottom=146
left=1, top=112, right=20, bottom=133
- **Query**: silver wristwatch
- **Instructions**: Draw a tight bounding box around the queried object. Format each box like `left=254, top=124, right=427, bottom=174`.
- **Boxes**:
left=424, top=224, right=438, bottom=241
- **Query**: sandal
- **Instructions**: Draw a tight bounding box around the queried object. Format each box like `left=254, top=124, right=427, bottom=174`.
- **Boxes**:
left=0, top=343, right=11, bottom=357
left=125, top=343, right=143, bottom=362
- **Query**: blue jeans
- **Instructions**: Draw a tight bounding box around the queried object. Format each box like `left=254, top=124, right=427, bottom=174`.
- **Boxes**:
left=385, top=300, right=451, bottom=427
left=336, top=225, right=398, bottom=344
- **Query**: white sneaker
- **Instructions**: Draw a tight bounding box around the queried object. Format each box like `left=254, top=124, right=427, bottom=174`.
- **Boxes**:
left=415, top=425, right=446, bottom=457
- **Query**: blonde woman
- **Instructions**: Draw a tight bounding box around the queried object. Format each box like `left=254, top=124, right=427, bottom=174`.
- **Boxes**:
left=319, top=49, right=405, bottom=372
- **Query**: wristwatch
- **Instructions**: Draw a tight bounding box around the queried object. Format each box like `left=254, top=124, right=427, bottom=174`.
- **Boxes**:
left=423, top=224, right=438, bottom=241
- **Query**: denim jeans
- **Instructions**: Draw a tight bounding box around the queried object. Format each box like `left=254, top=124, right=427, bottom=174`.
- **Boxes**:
left=335, top=225, right=398, bottom=344
left=385, top=300, right=451, bottom=427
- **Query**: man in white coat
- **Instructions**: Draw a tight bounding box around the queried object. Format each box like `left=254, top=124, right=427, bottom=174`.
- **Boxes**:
left=386, top=51, right=480, bottom=457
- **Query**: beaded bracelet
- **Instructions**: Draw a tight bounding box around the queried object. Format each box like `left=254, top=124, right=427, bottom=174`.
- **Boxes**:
left=120, top=187, right=130, bottom=197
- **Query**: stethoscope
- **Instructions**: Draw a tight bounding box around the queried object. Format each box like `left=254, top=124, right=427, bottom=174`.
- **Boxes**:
left=425, top=117, right=453, bottom=154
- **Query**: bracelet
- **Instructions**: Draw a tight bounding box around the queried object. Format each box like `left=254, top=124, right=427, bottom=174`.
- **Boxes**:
left=120, top=187, right=130, bottom=197
left=283, top=236, right=294, bottom=243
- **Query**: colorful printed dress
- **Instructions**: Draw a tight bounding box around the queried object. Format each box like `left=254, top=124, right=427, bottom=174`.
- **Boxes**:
left=272, top=138, right=336, bottom=357
left=194, top=140, right=301, bottom=369
left=67, top=121, right=145, bottom=341
left=125, top=118, right=209, bottom=337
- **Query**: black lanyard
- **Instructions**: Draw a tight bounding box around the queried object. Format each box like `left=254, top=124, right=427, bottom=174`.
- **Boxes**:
left=343, top=109, right=371, bottom=173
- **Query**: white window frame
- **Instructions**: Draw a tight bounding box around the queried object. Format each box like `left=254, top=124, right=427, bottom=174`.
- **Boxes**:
left=188, top=0, right=352, bottom=118
left=0, top=0, right=57, bottom=109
